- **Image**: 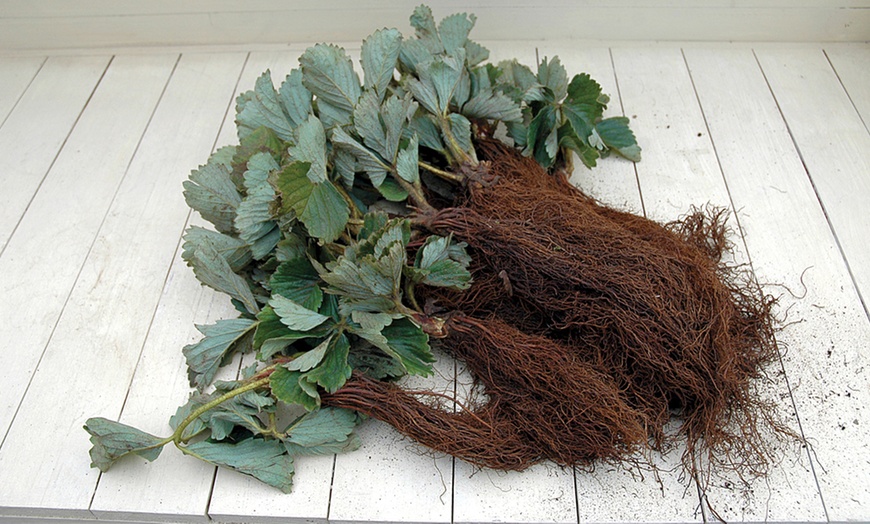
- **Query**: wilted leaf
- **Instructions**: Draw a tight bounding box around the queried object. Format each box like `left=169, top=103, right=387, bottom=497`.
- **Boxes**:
left=182, top=438, right=295, bottom=493
left=236, top=70, right=296, bottom=142
left=205, top=389, right=274, bottom=441
left=235, top=152, right=280, bottom=259
left=288, top=115, right=328, bottom=183
left=413, top=234, right=471, bottom=289
left=283, top=407, right=361, bottom=454
left=278, top=69, right=312, bottom=129
left=350, top=313, right=433, bottom=376
left=186, top=238, right=260, bottom=315
left=183, top=154, right=241, bottom=234
left=362, top=28, right=402, bottom=100
left=537, top=56, right=569, bottom=101
left=300, top=44, right=361, bottom=126
left=84, top=418, right=166, bottom=471
left=182, top=226, right=251, bottom=273
left=270, top=367, right=319, bottom=411
left=184, top=318, right=257, bottom=390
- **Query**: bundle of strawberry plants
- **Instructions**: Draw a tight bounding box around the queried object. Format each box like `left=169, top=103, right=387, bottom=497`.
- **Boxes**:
left=86, top=5, right=787, bottom=494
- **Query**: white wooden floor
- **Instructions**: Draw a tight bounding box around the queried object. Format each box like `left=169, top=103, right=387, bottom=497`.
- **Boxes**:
left=0, top=42, right=868, bottom=524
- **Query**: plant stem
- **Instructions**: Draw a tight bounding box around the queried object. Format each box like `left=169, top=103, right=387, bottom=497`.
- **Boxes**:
left=172, top=375, right=273, bottom=445
left=418, top=161, right=463, bottom=183
left=393, top=176, right=435, bottom=214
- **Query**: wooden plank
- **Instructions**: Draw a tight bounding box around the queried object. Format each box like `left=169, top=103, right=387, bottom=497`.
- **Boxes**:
left=824, top=45, right=870, bottom=133
left=0, top=56, right=44, bottom=124
left=0, top=53, right=175, bottom=472
left=204, top=49, right=344, bottom=524
left=88, top=49, right=250, bottom=521
left=0, top=55, right=109, bottom=253
left=0, top=52, right=246, bottom=519
left=683, top=47, right=835, bottom=522
left=757, top=48, right=870, bottom=318
left=753, top=47, right=870, bottom=522
left=610, top=46, right=824, bottom=521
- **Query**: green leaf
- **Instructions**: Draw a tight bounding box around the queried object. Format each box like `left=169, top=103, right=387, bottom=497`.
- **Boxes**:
left=350, top=314, right=433, bottom=376
left=253, top=305, right=314, bottom=359
left=182, top=226, right=251, bottom=273
left=283, top=407, right=361, bottom=455
left=375, top=176, right=409, bottom=202
left=361, top=28, right=402, bottom=100
left=284, top=337, right=331, bottom=372
left=322, top=241, right=405, bottom=313
left=409, top=5, right=442, bottom=53
left=84, top=418, right=166, bottom=471
left=360, top=211, right=389, bottom=241
left=183, top=318, right=257, bottom=390
left=395, top=134, right=420, bottom=184
left=560, top=131, right=600, bottom=169
left=183, top=153, right=241, bottom=234
left=235, top=152, right=280, bottom=259
left=331, top=126, right=391, bottom=186
left=413, top=234, right=471, bottom=289
left=537, top=56, right=569, bottom=101
left=236, top=70, right=296, bottom=142
left=446, top=113, right=474, bottom=156
left=562, top=73, right=608, bottom=148
left=270, top=256, right=323, bottom=311
left=270, top=295, right=330, bottom=331
left=406, top=77, right=440, bottom=116
left=304, top=332, right=352, bottom=393
left=273, top=161, right=349, bottom=244
left=205, top=389, right=274, bottom=441
left=182, top=438, right=295, bottom=493
left=187, top=238, right=260, bottom=315
left=409, top=112, right=444, bottom=152
left=278, top=69, right=313, bottom=129
left=462, top=90, right=522, bottom=122
left=595, top=116, right=642, bottom=162
left=464, top=39, right=489, bottom=67
left=399, top=38, right=435, bottom=73
left=300, top=44, right=361, bottom=126
left=348, top=346, right=406, bottom=380
left=497, top=59, right=543, bottom=102
left=288, top=115, right=328, bottom=183
left=231, top=126, right=283, bottom=188
left=438, top=12, right=475, bottom=55
left=270, top=367, right=319, bottom=411
left=525, top=104, right=558, bottom=168
left=169, top=392, right=209, bottom=441
left=427, top=51, right=465, bottom=113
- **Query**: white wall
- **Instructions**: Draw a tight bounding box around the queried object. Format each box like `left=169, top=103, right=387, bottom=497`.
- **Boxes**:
left=1, top=0, right=868, bottom=51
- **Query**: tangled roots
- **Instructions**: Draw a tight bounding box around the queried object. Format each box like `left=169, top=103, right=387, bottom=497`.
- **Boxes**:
left=324, top=315, right=647, bottom=470
left=329, top=140, right=789, bottom=484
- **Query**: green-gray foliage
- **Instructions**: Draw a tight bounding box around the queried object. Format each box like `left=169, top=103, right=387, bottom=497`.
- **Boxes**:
left=86, top=3, right=639, bottom=492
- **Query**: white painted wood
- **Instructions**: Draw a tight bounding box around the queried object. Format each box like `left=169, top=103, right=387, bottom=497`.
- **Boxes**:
left=328, top=351, right=455, bottom=524
left=0, top=52, right=246, bottom=519
left=2, top=2, right=868, bottom=51
left=824, top=45, right=870, bottom=132
left=204, top=49, right=344, bottom=524
left=80, top=47, right=248, bottom=514
left=611, top=46, right=824, bottom=521
left=0, top=55, right=108, bottom=253
left=752, top=47, right=870, bottom=522
left=683, top=47, right=834, bottom=522
left=0, top=54, right=174, bottom=465
left=0, top=56, right=44, bottom=123
left=757, top=48, right=870, bottom=319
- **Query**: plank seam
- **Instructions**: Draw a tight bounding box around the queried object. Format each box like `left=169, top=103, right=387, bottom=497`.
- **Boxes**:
left=751, top=48, right=843, bottom=523
left=0, top=56, right=105, bottom=259
left=822, top=48, right=870, bottom=135
left=0, top=56, right=46, bottom=128
left=607, top=47, right=646, bottom=218
left=0, top=55, right=120, bottom=454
